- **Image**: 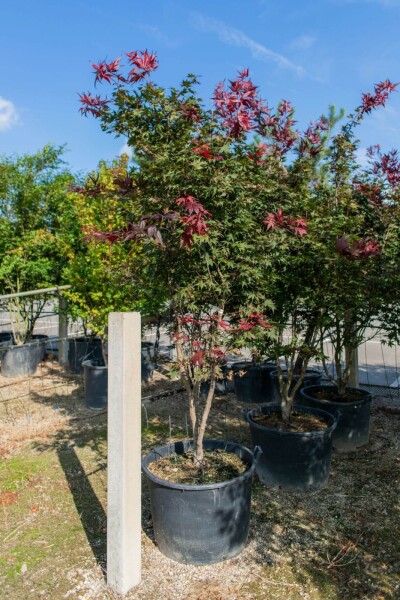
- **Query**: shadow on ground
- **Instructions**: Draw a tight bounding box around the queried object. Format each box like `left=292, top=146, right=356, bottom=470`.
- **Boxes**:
left=18, top=385, right=400, bottom=599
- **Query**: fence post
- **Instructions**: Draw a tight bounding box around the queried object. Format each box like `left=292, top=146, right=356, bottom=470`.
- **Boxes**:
left=58, top=295, right=68, bottom=366
left=107, top=312, right=141, bottom=595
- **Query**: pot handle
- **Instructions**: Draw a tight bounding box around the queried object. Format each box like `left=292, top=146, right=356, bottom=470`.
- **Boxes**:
left=253, top=445, right=263, bottom=464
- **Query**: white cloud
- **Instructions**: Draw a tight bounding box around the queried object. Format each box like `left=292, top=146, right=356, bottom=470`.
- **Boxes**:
left=0, top=97, right=18, bottom=131
left=290, top=35, right=315, bottom=50
left=119, top=143, right=133, bottom=158
left=192, top=13, right=305, bottom=77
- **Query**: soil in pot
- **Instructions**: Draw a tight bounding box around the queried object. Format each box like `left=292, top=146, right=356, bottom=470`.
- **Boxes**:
left=252, top=411, right=329, bottom=433
left=245, top=404, right=336, bottom=492
left=142, top=440, right=258, bottom=565
left=233, top=362, right=276, bottom=403
left=148, top=448, right=248, bottom=485
left=299, top=385, right=372, bottom=453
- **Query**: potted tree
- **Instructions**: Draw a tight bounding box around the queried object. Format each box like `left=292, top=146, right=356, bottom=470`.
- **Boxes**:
left=0, top=231, right=70, bottom=377
left=242, top=199, right=337, bottom=492
left=243, top=81, right=399, bottom=484
left=299, top=89, right=400, bottom=451
left=78, top=51, right=278, bottom=563
left=0, top=145, right=73, bottom=377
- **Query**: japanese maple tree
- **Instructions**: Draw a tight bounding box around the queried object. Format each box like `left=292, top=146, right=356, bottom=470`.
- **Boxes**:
left=79, top=51, right=278, bottom=460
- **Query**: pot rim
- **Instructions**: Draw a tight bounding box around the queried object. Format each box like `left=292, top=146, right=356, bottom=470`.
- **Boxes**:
left=82, top=359, right=107, bottom=370
left=2, top=341, right=44, bottom=350
left=232, top=362, right=277, bottom=373
left=69, top=336, right=102, bottom=343
left=142, top=439, right=257, bottom=492
left=245, top=403, right=337, bottom=437
left=300, top=384, right=372, bottom=407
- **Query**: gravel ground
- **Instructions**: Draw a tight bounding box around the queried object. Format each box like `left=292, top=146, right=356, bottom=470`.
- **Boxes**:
left=0, top=365, right=399, bottom=600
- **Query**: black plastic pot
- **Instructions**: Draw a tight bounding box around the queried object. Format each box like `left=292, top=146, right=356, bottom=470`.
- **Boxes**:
left=0, top=332, right=14, bottom=359
left=299, top=385, right=372, bottom=453
left=233, top=362, right=277, bottom=403
left=68, top=337, right=103, bottom=374
left=0, top=331, right=14, bottom=346
left=270, top=368, right=323, bottom=403
left=1, top=342, right=42, bottom=378
left=201, top=363, right=235, bottom=396
left=141, top=342, right=154, bottom=383
left=82, top=359, right=108, bottom=410
left=45, top=337, right=59, bottom=358
left=142, top=439, right=261, bottom=565
left=244, top=404, right=337, bottom=492
left=30, top=334, right=49, bottom=361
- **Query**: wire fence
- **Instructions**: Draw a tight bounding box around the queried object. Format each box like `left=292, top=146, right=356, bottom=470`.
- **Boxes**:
left=1, top=309, right=400, bottom=459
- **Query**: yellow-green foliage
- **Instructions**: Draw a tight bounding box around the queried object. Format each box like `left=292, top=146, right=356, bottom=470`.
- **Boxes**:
left=64, top=156, right=156, bottom=336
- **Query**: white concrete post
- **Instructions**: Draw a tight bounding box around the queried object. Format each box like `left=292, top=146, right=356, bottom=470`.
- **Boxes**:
left=58, top=295, right=69, bottom=366
left=107, top=312, right=141, bottom=595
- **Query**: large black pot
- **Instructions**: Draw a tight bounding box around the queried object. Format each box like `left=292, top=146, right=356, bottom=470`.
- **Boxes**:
left=1, top=342, right=42, bottom=378
left=102, top=340, right=154, bottom=383
left=30, top=334, right=49, bottom=361
left=201, top=362, right=236, bottom=396
left=244, top=404, right=337, bottom=492
left=142, top=439, right=261, bottom=565
left=82, top=359, right=108, bottom=410
left=68, top=337, right=103, bottom=374
left=0, top=332, right=14, bottom=359
left=270, top=368, right=323, bottom=403
left=233, top=361, right=277, bottom=403
left=299, top=385, right=372, bottom=453
left=141, top=342, right=154, bottom=383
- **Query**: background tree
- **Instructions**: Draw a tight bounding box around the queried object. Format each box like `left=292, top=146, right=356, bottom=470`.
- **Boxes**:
left=0, top=145, right=74, bottom=343
left=64, top=156, right=163, bottom=359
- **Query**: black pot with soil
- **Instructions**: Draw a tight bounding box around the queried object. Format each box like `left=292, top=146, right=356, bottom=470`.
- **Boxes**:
left=243, top=404, right=337, bottom=492
left=82, top=359, right=108, bottom=410
left=233, top=361, right=277, bottom=403
left=142, top=439, right=261, bottom=565
left=270, top=368, right=323, bottom=403
left=68, top=337, right=103, bottom=374
left=299, top=385, right=372, bottom=452
left=1, top=342, right=42, bottom=378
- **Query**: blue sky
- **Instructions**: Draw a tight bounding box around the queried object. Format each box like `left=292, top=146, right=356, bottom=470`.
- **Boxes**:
left=1, top=0, right=399, bottom=174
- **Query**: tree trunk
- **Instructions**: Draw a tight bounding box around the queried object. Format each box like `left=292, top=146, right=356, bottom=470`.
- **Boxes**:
left=293, top=322, right=316, bottom=375
left=276, top=362, right=292, bottom=423
left=194, top=373, right=216, bottom=463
